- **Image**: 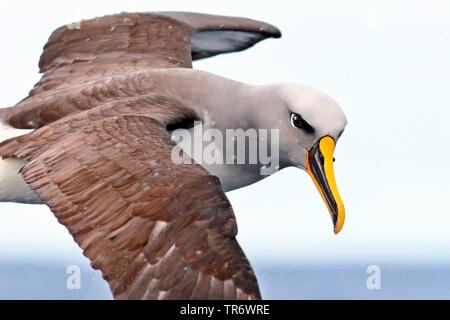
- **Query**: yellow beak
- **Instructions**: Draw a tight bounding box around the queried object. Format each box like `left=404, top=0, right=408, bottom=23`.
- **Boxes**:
left=306, top=136, right=345, bottom=234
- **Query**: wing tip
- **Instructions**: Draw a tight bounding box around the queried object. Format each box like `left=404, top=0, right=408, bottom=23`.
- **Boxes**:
left=157, top=11, right=282, bottom=38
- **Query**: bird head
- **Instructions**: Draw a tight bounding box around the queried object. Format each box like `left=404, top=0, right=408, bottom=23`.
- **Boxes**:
left=263, top=84, right=347, bottom=234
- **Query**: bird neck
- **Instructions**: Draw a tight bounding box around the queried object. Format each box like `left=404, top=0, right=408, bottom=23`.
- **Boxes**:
left=153, top=68, right=256, bottom=130
left=156, top=69, right=281, bottom=191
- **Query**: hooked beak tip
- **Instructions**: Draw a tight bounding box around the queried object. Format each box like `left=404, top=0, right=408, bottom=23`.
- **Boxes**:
left=334, top=219, right=344, bottom=234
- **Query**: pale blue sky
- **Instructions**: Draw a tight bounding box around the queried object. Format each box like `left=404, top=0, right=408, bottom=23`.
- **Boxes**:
left=0, top=0, right=449, bottom=268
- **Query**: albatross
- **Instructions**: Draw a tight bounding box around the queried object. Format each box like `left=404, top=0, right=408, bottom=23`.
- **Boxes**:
left=0, top=12, right=347, bottom=299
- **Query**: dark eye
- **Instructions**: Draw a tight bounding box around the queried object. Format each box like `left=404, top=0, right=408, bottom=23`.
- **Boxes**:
left=290, top=113, right=314, bottom=133
left=290, top=113, right=304, bottom=128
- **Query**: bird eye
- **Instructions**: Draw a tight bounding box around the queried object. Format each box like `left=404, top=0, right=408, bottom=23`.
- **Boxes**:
left=290, top=112, right=315, bottom=133
left=290, top=113, right=304, bottom=129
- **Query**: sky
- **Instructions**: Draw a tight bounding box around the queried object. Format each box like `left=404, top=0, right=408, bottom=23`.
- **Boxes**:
left=0, top=0, right=449, bottom=271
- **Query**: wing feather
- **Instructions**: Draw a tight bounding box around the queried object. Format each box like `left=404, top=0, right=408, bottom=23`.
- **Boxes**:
left=2, top=12, right=280, bottom=130
left=1, top=102, right=261, bottom=300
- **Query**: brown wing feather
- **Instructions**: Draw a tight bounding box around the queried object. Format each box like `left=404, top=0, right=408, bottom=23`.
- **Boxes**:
left=0, top=100, right=261, bottom=300
left=35, top=13, right=194, bottom=98
left=2, top=12, right=280, bottom=130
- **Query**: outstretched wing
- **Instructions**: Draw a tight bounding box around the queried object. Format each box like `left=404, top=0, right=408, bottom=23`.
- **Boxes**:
left=3, top=12, right=280, bottom=130
left=0, top=95, right=261, bottom=299
left=32, top=12, right=281, bottom=98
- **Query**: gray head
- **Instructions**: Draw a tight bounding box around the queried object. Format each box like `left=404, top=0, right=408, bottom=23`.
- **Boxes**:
left=254, top=83, right=347, bottom=233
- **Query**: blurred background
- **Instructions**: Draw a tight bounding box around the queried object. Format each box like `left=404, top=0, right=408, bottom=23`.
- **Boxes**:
left=1, top=0, right=449, bottom=299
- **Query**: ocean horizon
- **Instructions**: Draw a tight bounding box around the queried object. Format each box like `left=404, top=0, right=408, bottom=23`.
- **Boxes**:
left=1, top=257, right=449, bottom=299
